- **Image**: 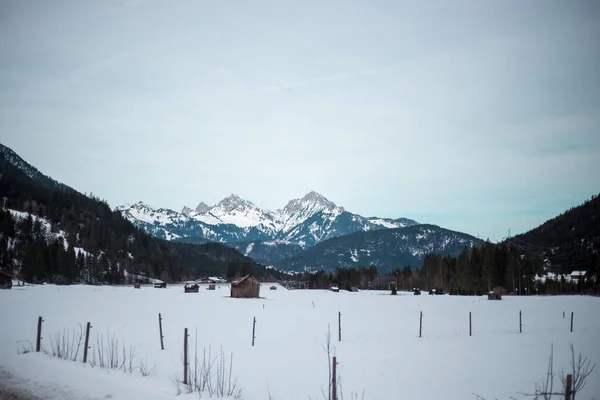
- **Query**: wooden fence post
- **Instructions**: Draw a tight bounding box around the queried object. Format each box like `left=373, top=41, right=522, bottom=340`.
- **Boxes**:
left=419, top=311, right=423, bottom=338
left=158, top=313, right=164, bottom=350
left=36, top=316, right=43, bottom=352
left=183, top=328, right=188, bottom=385
left=83, top=322, right=91, bottom=363
left=252, top=317, right=256, bottom=346
left=338, top=312, right=341, bottom=342
left=570, top=312, right=574, bottom=332
left=565, top=374, right=573, bottom=400
left=332, top=356, right=337, bottom=400
left=519, top=310, right=522, bottom=333
left=469, top=312, right=472, bottom=336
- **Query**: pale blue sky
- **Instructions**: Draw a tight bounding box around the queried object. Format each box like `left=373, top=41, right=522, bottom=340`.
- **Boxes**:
left=1, top=0, right=599, bottom=241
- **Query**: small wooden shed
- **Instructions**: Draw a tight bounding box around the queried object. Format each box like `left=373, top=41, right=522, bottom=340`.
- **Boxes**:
left=0, top=268, right=13, bottom=289
left=488, top=286, right=505, bottom=300
left=184, top=283, right=199, bottom=293
left=230, top=275, right=260, bottom=298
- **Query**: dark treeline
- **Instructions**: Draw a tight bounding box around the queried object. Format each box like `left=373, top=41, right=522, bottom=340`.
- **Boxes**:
left=418, top=243, right=595, bottom=295
left=284, top=239, right=599, bottom=295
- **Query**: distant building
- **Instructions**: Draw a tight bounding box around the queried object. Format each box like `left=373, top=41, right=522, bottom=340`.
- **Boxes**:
left=230, top=275, right=260, bottom=298
left=184, top=282, right=199, bottom=293
left=570, top=271, right=587, bottom=281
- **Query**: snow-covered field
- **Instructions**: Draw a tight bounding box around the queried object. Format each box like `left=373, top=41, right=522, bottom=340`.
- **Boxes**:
left=1, top=285, right=599, bottom=400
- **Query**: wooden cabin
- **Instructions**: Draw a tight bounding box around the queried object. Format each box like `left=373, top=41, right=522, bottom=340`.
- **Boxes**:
left=488, top=286, right=505, bottom=300
left=230, top=275, right=260, bottom=298
left=488, top=292, right=502, bottom=300
left=184, top=283, right=199, bottom=293
left=0, top=268, right=13, bottom=289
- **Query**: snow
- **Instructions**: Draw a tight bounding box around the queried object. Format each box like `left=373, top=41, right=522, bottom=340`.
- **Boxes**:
left=163, top=229, right=181, bottom=241
left=350, top=248, right=359, bottom=262
left=116, top=203, right=187, bottom=226
left=2, top=286, right=598, bottom=400
left=123, top=270, right=163, bottom=284
left=263, top=240, right=293, bottom=246
left=245, top=242, right=255, bottom=256
left=208, top=195, right=282, bottom=232
left=9, top=209, right=69, bottom=250
left=367, top=218, right=398, bottom=229
left=73, top=247, right=90, bottom=257
left=278, top=192, right=342, bottom=233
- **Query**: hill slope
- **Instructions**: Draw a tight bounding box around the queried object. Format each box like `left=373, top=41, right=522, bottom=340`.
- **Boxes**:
left=509, top=193, right=600, bottom=274
left=275, top=224, right=484, bottom=273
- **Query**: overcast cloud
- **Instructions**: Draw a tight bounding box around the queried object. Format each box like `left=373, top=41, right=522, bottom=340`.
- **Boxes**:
left=1, top=0, right=599, bottom=241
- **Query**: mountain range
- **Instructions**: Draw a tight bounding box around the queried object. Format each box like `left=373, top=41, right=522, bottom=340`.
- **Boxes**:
left=116, top=192, right=418, bottom=248
left=117, top=194, right=484, bottom=272
left=275, top=224, right=483, bottom=273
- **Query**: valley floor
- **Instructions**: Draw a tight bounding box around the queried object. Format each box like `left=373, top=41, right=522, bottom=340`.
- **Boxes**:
left=1, top=284, right=599, bottom=400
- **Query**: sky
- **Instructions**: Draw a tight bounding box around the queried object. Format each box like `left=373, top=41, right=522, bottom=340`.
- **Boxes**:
left=1, top=0, right=599, bottom=242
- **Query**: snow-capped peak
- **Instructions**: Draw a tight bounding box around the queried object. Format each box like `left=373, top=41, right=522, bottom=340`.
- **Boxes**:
left=214, top=194, right=251, bottom=213
left=206, top=194, right=281, bottom=231
left=278, top=191, right=344, bottom=232
left=303, top=191, right=337, bottom=208
left=116, top=201, right=186, bottom=226
left=195, top=202, right=211, bottom=214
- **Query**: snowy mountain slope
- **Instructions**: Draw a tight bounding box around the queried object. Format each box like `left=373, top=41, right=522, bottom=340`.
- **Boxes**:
left=275, top=224, right=484, bottom=273
left=204, top=194, right=282, bottom=235
left=228, top=240, right=304, bottom=265
left=278, top=191, right=342, bottom=233
left=117, top=192, right=419, bottom=249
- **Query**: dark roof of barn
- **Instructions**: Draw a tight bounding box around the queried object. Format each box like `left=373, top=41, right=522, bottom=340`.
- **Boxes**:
left=231, top=275, right=259, bottom=287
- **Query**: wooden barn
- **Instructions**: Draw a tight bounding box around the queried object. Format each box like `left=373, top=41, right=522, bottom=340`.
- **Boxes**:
left=0, top=268, right=13, bottom=289
left=184, top=282, right=199, bottom=293
left=230, top=275, right=260, bottom=298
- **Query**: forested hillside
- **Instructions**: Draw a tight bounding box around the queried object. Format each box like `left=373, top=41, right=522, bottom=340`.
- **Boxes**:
left=415, top=194, right=600, bottom=295
left=509, top=194, right=600, bottom=274
left=0, top=143, right=263, bottom=283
